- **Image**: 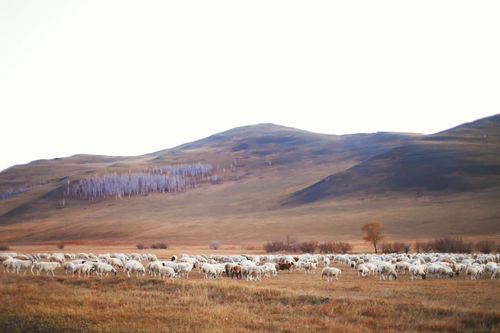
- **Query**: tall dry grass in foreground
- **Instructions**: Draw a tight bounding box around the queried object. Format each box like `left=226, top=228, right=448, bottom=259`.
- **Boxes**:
left=0, top=268, right=499, bottom=333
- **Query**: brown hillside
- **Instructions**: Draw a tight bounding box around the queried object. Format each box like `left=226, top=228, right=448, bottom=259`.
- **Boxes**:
left=288, top=114, right=500, bottom=204
left=0, top=119, right=499, bottom=243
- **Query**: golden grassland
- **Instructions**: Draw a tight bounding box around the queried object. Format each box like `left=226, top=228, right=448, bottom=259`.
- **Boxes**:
left=0, top=248, right=499, bottom=332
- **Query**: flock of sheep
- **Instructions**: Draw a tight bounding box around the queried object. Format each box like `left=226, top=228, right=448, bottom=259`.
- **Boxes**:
left=1, top=251, right=499, bottom=282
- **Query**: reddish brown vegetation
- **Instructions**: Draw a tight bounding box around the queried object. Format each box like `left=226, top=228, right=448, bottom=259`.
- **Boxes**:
left=362, top=221, right=384, bottom=253
left=318, top=242, right=353, bottom=254
left=415, top=238, right=474, bottom=253
left=380, top=242, right=411, bottom=254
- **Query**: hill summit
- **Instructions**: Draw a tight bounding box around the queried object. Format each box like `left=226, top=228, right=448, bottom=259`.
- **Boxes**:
left=0, top=115, right=499, bottom=243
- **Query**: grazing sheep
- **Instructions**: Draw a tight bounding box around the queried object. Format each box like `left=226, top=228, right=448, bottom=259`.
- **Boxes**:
left=76, top=253, right=90, bottom=260
left=146, top=254, right=158, bottom=262
left=147, top=261, right=163, bottom=277
left=174, top=263, right=193, bottom=278
left=48, top=255, right=65, bottom=264
left=303, top=262, right=318, bottom=274
left=129, top=253, right=142, bottom=261
left=395, top=262, right=410, bottom=274
left=379, top=265, right=398, bottom=280
left=124, top=260, right=145, bottom=278
left=200, top=263, right=217, bottom=279
left=106, top=258, right=124, bottom=269
left=73, top=263, right=95, bottom=277
left=15, top=254, right=31, bottom=261
left=409, top=265, right=426, bottom=280
left=261, top=263, right=278, bottom=277
left=321, top=267, right=341, bottom=282
left=357, top=264, right=371, bottom=277
left=0, top=254, right=13, bottom=262
left=490, top=266, right=500, bottom=280
left=466, top=265, right=482, bottom=280
left=231, top=265, right=243, bottom=279
left=96, top=263, right=117, bottom=277
left=32, top=262, right=61, bottom=276
left=158, top=266, right=176, bottom=282
left=13, top=259, right=34, bottom=275
left=63, top=262, right=76, bottom=275
left=2, top=258, right=16, bottom=273
left=245, top=266, right=263, bottom=281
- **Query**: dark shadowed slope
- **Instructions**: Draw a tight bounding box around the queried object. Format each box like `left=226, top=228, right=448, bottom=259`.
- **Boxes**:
left=287, top=114, right=500, bottom=204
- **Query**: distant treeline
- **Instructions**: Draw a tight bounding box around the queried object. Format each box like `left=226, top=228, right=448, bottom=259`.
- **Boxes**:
left=0, top=186, right=31, bottom=200
left=68, top=163, right=218, bottom=200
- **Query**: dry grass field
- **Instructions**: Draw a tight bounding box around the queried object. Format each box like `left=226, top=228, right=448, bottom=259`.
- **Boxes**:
left=1, top=246, right=499, bottom=332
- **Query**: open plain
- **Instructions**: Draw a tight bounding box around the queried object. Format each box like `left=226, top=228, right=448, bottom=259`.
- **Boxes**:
left=1, top=245, right=499, bottom=333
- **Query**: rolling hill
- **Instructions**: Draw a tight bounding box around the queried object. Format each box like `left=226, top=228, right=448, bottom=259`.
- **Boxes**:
left=288, top=115, right=500, bottom=204
left=0, top=116, right=499, bottom=244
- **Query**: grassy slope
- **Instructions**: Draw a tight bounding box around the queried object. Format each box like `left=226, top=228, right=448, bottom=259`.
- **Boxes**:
left=0, top=118, right=499, bottom=243
left=289, top=115, right=500, bottom=204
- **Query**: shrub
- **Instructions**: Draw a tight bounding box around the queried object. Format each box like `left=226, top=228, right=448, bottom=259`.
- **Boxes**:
left=263, top=240, right=285, bottom=253
left=432, top=238, right=473, bottom=253
left=136, top=243, right=148, bottom=250
left=475, top=240, right=495, bottom=254
left=209, top=241, right=221, bottom=250
left=297, top=241, right=318, bottom=253
left=318, top=242, right=336, bottom=253
left=0, top=245, right=10, bottom=251
left=150, top=242, right=168, bottom=249
left=415, top=241, right=434, bottom=253
left=415, top=238, right=473, bottom=253
left=337, top=242, right=353, bottom=254
left=56, top=243, right=65, bottom=250
left=318, top=242, right=352, bottom=253
left=381, top=243, right=393, bottom=253
left=381, top=242, right=407, bottom=254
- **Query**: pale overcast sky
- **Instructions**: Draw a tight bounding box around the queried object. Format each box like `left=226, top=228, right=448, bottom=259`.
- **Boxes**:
left=1, top=1, right=499, bottom=171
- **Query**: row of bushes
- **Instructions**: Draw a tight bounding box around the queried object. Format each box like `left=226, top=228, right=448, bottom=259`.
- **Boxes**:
left=380, top=242, right=411, bottom=254
left=263, top=240, right=353, bottom=254
left=136, top=241, right=223, bottom=250
left=415, top=238, right=498, bottom=254
left=136, top=242, right=168, bottom=250
left=262, top=238, right=499, bottom=254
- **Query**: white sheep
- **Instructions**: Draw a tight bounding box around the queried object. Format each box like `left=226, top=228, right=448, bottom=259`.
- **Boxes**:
left=73, top=263, right=95, bottom=277
left=147, top=261, right=163, bottom=277
left=303, top=262, right=318, bottom=274
left=245, top=266, right=263, bottom=281
left=158, top=266, right=176, bottom=282
left=96, top=263, right=117, bottom=277
left=106, top=258, right=124, bottom=269
left=409, top=265, right=427, bottom=280
left=13, top=259, right=34, bottom=275
left=2, top=258, right=16, bottom=273
left=321, top=267, right=341, bottom=281
left=466, top=265, right=482, bottom=280
left=200, top=263, right=217, bottom=279
left=33, top=262, right=61, bottom=276
left=173, top=263, right=193, bottom=278
left=379, top=264, right=398, bottom=280
left=490, top=266, right=500, bottom=280
left=124, top=260, right=145, bottom=278
left=63, top=262, right=76, bottom=275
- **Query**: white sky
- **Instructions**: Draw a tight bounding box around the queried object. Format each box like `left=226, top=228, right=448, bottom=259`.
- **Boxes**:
left=1, top=1, right=499, bottom=172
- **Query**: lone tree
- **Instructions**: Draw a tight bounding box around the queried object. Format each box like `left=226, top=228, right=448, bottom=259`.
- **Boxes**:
left=362, top=221, right=384, bottom=253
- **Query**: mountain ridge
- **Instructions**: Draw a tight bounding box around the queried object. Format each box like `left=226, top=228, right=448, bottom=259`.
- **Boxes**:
left=0, top=115, right=499, bottom=243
